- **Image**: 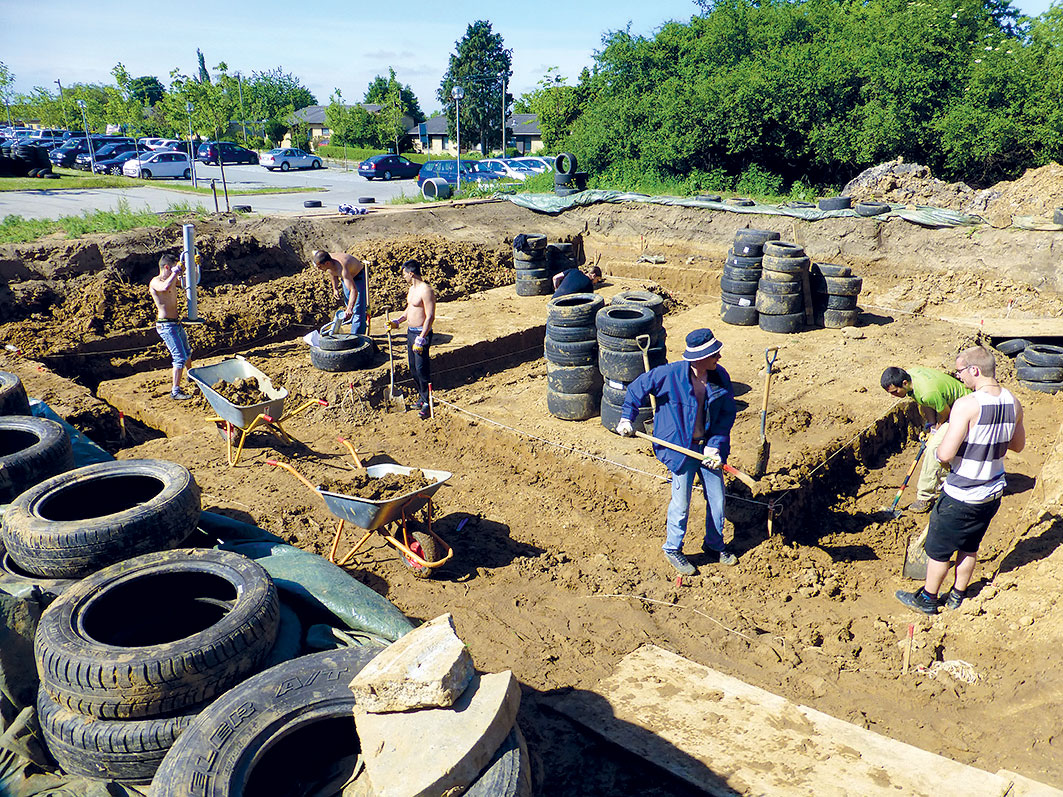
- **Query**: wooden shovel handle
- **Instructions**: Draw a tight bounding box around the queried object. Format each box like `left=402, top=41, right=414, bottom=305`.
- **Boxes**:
left=634, top=431, right=757, bottom=488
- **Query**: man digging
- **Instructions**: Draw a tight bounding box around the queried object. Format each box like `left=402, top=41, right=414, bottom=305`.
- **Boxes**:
left=312, top=250, right=370, bottom=335
left=149, top=253, right=193, bottom=400
left=880, top=364, right=970, bottom=513
left=896, top=346, right=1025, bottom=615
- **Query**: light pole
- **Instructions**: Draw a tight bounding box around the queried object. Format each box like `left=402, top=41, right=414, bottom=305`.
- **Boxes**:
left=235, top=72, right=247, bottom=145
left=186, top=101, right=197, bottom=188
left=55, top=79, right=70, bottom=129
left=76, top=99, right=95, bottom=172
left=452, top=85, right=464, bottom=192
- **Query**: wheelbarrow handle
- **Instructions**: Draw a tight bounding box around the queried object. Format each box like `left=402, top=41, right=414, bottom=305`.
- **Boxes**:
left=266, top=459, right=320, bottom=495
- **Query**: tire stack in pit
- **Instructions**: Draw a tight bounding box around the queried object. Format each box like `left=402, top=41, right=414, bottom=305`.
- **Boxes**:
left=720, top=228, right=864, bottom=332
left=513, top=234, right=581, bottom=297
left=598, top=291, right=667, bottom=433
left=996, top=339, right=1063, bottom=394
left=545, top=292, right=604, bottom=420
left=309, top=329, right=378, bottom=372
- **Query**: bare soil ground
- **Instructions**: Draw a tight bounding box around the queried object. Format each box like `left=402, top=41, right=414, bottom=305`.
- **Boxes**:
left=2, top=171, right=1062, bottom=793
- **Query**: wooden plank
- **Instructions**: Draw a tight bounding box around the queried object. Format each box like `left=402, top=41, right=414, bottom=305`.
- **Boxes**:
left=938, top=317, right=1063, bottom=338
left=800, top=264, right=815, bottom=325
left=549, top=645, right=1013, bottom=797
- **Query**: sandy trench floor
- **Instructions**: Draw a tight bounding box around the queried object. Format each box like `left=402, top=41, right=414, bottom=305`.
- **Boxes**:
left=2, top=196, right=1062, bottom=794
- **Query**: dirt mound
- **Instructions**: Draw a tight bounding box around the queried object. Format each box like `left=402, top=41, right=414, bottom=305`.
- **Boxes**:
left=211, top=377, right=269, bottom=406
left=969, top=163, right=1063, bottom=227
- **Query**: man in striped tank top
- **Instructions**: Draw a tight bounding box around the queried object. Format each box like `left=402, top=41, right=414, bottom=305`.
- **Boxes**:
left=896, top=346, right=1025, bottom=615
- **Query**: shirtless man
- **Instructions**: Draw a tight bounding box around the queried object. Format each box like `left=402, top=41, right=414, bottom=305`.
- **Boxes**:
left=389, top=260, right=436, bottom=419
left=149, top=253, right=193, bottom=400
left=311, top=250, right=370, bottom=335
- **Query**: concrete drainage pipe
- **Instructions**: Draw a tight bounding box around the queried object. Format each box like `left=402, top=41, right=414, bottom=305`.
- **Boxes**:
left=422, top=178, right=453, bottom=200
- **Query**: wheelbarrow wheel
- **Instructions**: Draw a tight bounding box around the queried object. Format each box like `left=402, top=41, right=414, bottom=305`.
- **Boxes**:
left=403, top=531, right=441, bottom=579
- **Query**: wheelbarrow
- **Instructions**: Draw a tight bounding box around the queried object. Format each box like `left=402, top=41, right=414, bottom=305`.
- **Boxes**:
left=268, top=447, right=454, bottom=578
left=188, top=356, right=326, bottom=466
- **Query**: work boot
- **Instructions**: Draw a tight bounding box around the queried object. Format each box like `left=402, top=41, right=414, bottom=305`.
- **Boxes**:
left=171, top=388, right=192, bottom=401
left=895, top=588, right=939, bottom=615
left=418, top=405, right=431, bottom=420
left=704, top=548, right=738, bottom=566
left=907, top=497, right=934, bottom=514
left=663, top=550, right=696, bottom=576
left=941, top=588, right=966, bottom=610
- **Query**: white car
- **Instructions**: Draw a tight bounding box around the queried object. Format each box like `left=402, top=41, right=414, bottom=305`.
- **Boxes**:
left=123, top=151, right=192, bottom=180
left=259, top=148, right=322, bottom=171
left=511, top=156, right=552, bottom=173
left=475, top=158, right=533, bottom=181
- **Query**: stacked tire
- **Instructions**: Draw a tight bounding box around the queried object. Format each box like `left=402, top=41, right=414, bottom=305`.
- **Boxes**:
left=721, top=229, right=779, bottom=327
left=597, top=302, right=665, bottom=433
left=810, top=264, right=863, bottom=329
left=546, top=293, right=604, bottom=420
left=547, top=241, right=579, bottom=275
left=757, top=240, right=809, bottom=334
left=310, top=334, right=377, bottom=372
left=35, top=548, right=281, bottom=784
left=818, top=196, right=851, bottom=211
left=1015, top=344, right=1063, bottom=394
left=514, top=233, right=551, bottom=296
left=554, top=152, right=588, bottom=196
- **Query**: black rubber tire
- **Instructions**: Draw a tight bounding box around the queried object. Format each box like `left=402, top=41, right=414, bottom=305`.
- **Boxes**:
left=856, top=201, right=890, bottom=216
left=696, top=194, right=722, bottom=202
left=598, top=345, right=666, bottom=382
left=402, top=530, right=442, bottom=579
left=555, top=186, right=581, bottom=197
left=466, top=726, right=533, bottom=797
left=996, top=338, right=1031, bottom=357
left=726, top=251, right=763, bottom=266
left=784, top=201, right=815, bottom=209
left=1055, top=208, right=1063, bottom=226
left=720, top=277, right=758, bottom=296
left=822, top=275, right=864, bottom=296
left=309, top=338, right=376, bottom=371
left=722, top=265, right=761, bottom=282
left=544, top=337, right=597, bottom=366
left=1019, top=379, right=1062, bottom=394
left=759, top=312, right=805, bottom=333
left=515, top=277, right=552, bottom=296
left=547, top=363, right=602, bottom=394
left=1019, top=343, right=1063, bottom=367
left=756, top=292, right=805, bottom=315
left=547, top=388, right=599, bottom=421
left=357, top=196, right=375, bottom=204
left=763, top=241, right=805, bottom=258
left=734, top=229, right=781, bottom=244
left=554, top=152, right=577, bottom=176
left=142, top=170, right=152, bottom=179
left=602, top=380, right=630, bottom=406
left=148, top=646, right=384, bottom=797
left=761, top=254, right=810, bottom=273
left=302, top=200, right=322, bottom=208
left=731, top=241, right=765, bottom=257
left=27, top=168, right=40, bottom=178
left=317, top=332, right=372, bottom=352
left=0, top=539, right=77, bottom=600
left=720, top=302, right=760, bottom=326
left=610, top=289, right=665, bottom=321
left=758, top=270, right=802, bottom=286
left=822, top=309, right=861, bottom=328
left=547, top=293, right=605, bottom=327
left=0, top=371, right=31, bottom=416
left=595, top=305, right=655, bottom=338
left=517, top=233, right=547, bottom=251
left=546, top=322, right=595, bottom=342
left=600, top=395, right=653, bottom=435
left=597, top=329, right=664, bottom=352
left=181, top=169, right=191, bottom=180
left=3, top=459, right=200, bottom=579
left=726, top=197, right=755, bottom=207
left=514, top=267, right=550, bottom=280
left=818, top=196, right=852, bottom=210
left=817, top=293, right=859, bottom=310
left=0, top=416, right=74, bottom=504
left=720, top=291, right=755, bottom=307
left=513, top=253, right=546, bottom=266
left=811, top=262, right=852, bottom=277
left=38, top=686, right=195, bottom=783
left=1015, top=360, right=1063, bottom=382
left=36, top=548, right=280, bottom=720
left=232, top=205, right=252, bottom=213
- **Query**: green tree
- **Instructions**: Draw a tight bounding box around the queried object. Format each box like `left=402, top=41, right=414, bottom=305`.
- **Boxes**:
left=129, top=76, right=165, bottom=106
left=0, top=62, right=14, bottom=126
left=325, top=90, right=381, bottom=147
left=516, top=67, right=584, bottom=151
left=242, top=68, right=316, bottom=145
left=438, top=20, right=513, bottom=154
left=196, top=49, right=211, bottom=84
left=370, top=68, right=412, bottom=152
left=365, top=73, right=425, bottom=123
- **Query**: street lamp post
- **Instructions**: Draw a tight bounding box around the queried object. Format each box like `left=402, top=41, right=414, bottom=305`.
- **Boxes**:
left=500, top=76, right=506, bottom=157
left=75, top=100, right=95, bottom=172
left=235, top=72, right=247, bottom=145
left=54, top=79, right=70, bottom=129
left=452, top=85, right=464, bottom=193
left=186, top=101, right=197, bottom=188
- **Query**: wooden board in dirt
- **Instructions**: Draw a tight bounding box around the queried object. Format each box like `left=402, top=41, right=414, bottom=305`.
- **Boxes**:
left=319, top=470, right=431, bottom=501
left=211, top=377, right=269, bottom=406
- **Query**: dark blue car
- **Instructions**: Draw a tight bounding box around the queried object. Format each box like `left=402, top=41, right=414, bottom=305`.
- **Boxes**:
left=92, top=150, right=142, bottom=176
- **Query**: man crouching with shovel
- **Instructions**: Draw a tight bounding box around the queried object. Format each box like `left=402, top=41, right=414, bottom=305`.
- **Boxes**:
left=616, top=328, right=738, bottom=575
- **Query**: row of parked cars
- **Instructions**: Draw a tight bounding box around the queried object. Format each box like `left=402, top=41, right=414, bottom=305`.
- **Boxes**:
left=358, top=153, right=553, bottom=188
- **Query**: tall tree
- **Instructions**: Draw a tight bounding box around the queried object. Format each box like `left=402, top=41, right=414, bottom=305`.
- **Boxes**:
left=515, top=67, right=585, bottom=151
left=0, top=62, right=14, bottom=126
left=129, top=76, right=165, bottom=106
left=325, top=89, right=381, bottom=147
left=364, top=72, right=425, bottom=123
left=196, top=49, right=211, bottom=84
left=243, top=68, right=317, bottom=144
left=438, top=20, right=513, bottom=154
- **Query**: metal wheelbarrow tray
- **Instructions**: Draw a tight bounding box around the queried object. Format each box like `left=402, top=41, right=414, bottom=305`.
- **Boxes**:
left=317, top=464, right=452, bottom=531
left=188, top=356, right=287, bottom=429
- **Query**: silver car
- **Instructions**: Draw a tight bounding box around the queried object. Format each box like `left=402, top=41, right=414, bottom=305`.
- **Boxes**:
left=259, top=148, right=322, bottom=171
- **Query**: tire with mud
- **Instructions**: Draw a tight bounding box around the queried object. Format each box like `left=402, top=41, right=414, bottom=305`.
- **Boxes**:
left=822, top=309, right=861, bottom=328
left=599, top=344, right=665, bottom=382
left=1019, top=379, right=1062, bottom=394
left=1019, top=344, right=1063, bottom=367
left=733, top=229, right=780, bottom=245
left=757, top=277, right=801, bottom=294
left=602, top=379, right=631, bottom=406
left=597, top=329, right=664, bottom=352
left=0, top=416, right=74, bottom=503
left=547, top=363, right=602, bottom=394
left=722, top=265, right=761, bottom=282
left=761, top=254, right=809, bottom=273
left=309, top=337, right=377, bottom=371
left=3, top=459, right=200, bottom=579
left=759, top=270, right=802, bottom=286
left=818, top=196, right=851, bottom=210
left=813, top=292, right=859, bottom=310
left=720, top=302, right=759, bottom=326
left=822, top=275, right=863, bottom=296
left=546, top=322, right=595, bottom=342
left=759, top=311, right=805, bottom=334
left=763, top=241, right=805, bottom=258
left=514, top=267, right=550, bottom=280
left=317, top=332, right=372, bottom=352
left=995, top=338, right=1031, bottom=357
left=720, top=291, right=755, bottom=307
left=1015, top=358, right=1063, bottom=382
left=856, top=201, right=890, bottom=216
left=0, top=540, right=78, bottom=601
left=720, top=276, right=759, bottom=295
left=515, top=276, right=552, bottom=296
left=726, top=197, right=754, bottom=207
left=810, top=263, right=852, bottom=277
left=36, top=548, right=280, bottom=720
left=544, top=337, right=597, bottom=367
left=726, top=251, right=763, bottom=266
left=600, top=394, right=653, bottom=435
left=547, top=293, right=605, bottom=327
left=756, top=291, right=805, bottom=315
left=547, top=388, right=599, bottom=421
left=595, top=305, right=655, bottom=338
left=610, top=290, right=666, bottom=322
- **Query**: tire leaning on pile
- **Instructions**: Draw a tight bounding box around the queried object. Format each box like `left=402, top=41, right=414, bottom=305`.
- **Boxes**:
left=0, top=416, right=74, bottom=503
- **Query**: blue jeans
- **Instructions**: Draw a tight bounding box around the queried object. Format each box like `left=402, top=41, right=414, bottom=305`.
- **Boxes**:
left=341, top=270, right=368, bottom=335
left=155, top=321, right=191, bottom=369
left=665, top=456, right=725, bottom=554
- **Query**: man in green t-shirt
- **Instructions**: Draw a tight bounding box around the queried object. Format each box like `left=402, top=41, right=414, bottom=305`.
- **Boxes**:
left=881, top=365, right=972, bottom=513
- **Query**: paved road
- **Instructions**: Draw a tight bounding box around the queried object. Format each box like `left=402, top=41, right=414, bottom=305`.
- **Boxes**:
left=0, top=161, right=421, bottom=220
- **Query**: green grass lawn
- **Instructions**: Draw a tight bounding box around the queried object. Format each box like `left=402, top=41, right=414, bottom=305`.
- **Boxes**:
left=0, top=200, right=208, bottom=244
left=0, top=169, right=320, bottom=195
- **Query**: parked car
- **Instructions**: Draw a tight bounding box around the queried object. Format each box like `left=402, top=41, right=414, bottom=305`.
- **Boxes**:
left=196, top=141, right=258, bottom=165
left=416, top=159, right=494, bottom=188
left=49, top=136, right=132, bottom=167
left=358, top=154, right=421, bottom=180
left=474, top=158, right=534, bottom=181
left=151, top=139, right=189, bottom=152
left=93, top=150, right=142, bottom=175
left=259, top=148, right=322, bottom=171
left=510, top=156, right=552, bottom=173
left=74, top=142, right=141, bottom=170
left=123, top=150, right=192, bottom=180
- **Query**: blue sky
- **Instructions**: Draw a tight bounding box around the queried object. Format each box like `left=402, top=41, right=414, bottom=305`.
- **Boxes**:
left=3, top=0, right=1058, bottom=115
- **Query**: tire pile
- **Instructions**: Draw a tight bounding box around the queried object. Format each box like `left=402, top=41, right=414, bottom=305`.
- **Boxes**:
left=810, top=263, right=863, bottom=328
left=597, top=291, right=667, bottom=433
left=720, top=228, right=777, bottom=327
left=757, top=240, right=810, bottom=334
left=997, top=340, right=1063, bottom=394
left=513, top=233, right=552, bottom=296
left=553, top=152, right=588, bottom=197
left=545, top=292, right=604, bottom=420
left=0, top=142, right=55, bottom=178
left=310, top=333, right=377, bottom=372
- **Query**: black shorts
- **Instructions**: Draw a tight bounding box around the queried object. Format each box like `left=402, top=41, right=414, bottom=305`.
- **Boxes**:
left=924, top=492, right=1001, bottom=562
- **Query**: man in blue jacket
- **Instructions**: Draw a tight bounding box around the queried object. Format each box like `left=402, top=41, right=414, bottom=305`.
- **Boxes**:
left=616, top=328, right=738, bottom=575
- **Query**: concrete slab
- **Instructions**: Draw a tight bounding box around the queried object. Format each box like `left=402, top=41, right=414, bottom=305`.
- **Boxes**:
left=349, top=613, right=473, bottom=713
left=356, top=670, right=520, bottom=797
left=549, top=644, right=1014, bottom=797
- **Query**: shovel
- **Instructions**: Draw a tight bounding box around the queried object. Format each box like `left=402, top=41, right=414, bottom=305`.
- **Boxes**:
left=886, top=437, right=927, bottom=518
left=634, top=431, right=757, bottom=489
left=903, top=523, right=930, bottom=580
left=636, top=333, right=657, bottom=415
left=385, top=311, right=406, bottom=413
left=753, top=347, right=779, bottom=479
